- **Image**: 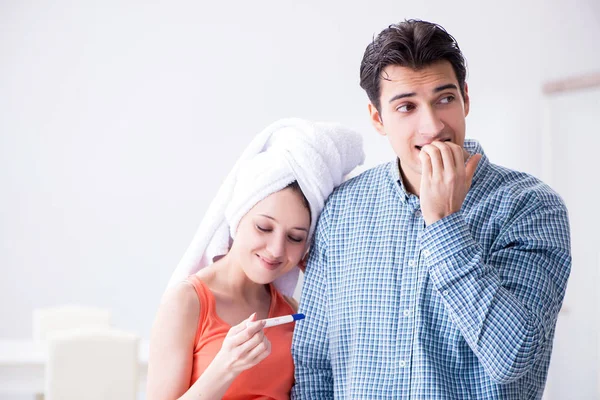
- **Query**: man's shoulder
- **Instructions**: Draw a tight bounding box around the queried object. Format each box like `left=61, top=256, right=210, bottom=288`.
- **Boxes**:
left=465, top=139, right=565, bottom=209
left=479, top=161, right=566, bottom=210
left=338, top=162, right=391, bottom=191
left=327, top=162, right=391, bottom=202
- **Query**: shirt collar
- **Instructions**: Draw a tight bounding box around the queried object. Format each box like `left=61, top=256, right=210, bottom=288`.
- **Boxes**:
left=389, top=158, right=410, bottom=204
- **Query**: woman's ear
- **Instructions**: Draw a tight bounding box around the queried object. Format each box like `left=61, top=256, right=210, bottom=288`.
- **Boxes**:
left=298, top=253, right=309, bottom=273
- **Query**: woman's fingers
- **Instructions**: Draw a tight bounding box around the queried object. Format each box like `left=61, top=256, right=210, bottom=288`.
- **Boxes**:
left=226, top=315, right=266, bottom=348
left=246, top=336, right=271, bottom=365
left=235, top=329, right=266, bottom=356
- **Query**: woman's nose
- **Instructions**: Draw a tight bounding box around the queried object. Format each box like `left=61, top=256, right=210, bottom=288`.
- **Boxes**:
left=266, top=234, right=286, bottom=259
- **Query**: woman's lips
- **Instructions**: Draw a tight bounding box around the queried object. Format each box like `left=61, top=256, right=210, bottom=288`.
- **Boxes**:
left=257, top=254, right=282, bottom=270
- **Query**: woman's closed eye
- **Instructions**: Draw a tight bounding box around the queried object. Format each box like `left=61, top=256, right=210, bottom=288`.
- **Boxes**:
left=256, top=224, right=271, bottom=233
left=256, top=224, right=306, bottom=243
left=288, top=235, right=304, bottom=243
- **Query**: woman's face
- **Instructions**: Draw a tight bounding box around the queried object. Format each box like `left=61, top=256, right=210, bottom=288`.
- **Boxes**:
left=232, top=187, right=311, bottom=284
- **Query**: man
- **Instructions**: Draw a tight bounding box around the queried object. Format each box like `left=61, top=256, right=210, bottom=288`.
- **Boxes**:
left=292, top=19, right=571, bottom=399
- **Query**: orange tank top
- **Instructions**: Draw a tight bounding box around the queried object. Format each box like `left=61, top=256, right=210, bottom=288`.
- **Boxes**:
left=186, top=274, right=296, bottom=399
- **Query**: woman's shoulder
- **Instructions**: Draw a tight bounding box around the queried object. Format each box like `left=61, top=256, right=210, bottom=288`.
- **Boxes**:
left=183, top=268, right=218, bottom=294
left=161, top=280, right=201, bottom=319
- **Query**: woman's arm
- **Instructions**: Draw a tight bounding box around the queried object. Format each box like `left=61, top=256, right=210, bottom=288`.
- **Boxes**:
left=146, top=283, right=199, bottom=400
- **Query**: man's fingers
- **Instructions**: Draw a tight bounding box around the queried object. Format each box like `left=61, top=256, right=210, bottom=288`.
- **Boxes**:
left=421, top=145, right=443, bottom=178
left=430, top=142, right=456, bottom=175
left=462, top=148, right=470, bottom=163
left=465, top=154, right=482, bottom=189
left=447, top=142, right=465, bottom=170
left=419, top=149, right=432, bottom=179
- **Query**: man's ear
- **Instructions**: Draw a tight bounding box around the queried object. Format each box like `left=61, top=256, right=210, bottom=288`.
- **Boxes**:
left=368, top=103, right=386, bottom=137
left=463, top=82, right=470, bottom=117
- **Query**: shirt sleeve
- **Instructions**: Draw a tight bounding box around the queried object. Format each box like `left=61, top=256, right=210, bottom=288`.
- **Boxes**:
left=420, top=198, right=571, bottom=384
left=291, top=206, right=334, bottom=399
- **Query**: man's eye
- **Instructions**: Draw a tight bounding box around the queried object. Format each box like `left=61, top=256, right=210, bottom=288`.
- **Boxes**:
left=439, top=95, right=455, bottom=104
left=396, top=104, right=414, bottom=112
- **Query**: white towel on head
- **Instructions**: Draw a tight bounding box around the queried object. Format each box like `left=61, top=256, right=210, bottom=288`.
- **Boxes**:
left=167, top=118, right=365, bottom=296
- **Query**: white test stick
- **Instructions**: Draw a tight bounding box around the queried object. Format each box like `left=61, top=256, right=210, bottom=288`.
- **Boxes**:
left=262, top=313, right=305, bottom=328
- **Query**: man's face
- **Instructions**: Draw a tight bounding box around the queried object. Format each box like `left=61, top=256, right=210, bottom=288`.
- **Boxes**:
left=368, top=60, right=470, bottom=192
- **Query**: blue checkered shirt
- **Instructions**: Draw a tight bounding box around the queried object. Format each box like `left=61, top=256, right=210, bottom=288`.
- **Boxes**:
left=291, top=140, right=571, bottom=399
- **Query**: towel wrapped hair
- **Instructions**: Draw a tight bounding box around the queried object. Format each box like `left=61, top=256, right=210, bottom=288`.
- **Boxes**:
left=167, top=118, right=365, bottom=296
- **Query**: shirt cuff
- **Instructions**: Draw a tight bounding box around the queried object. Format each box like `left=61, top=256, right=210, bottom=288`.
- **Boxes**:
left=419, top=212, right=477, bottom=267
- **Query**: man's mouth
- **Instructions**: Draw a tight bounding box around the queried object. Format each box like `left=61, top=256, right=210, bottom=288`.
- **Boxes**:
left=415, top=138, right=452, bottom=151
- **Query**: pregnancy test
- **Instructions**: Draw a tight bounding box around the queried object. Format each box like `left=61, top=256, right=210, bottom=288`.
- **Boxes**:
left=262, top=313, right=305, bottom=328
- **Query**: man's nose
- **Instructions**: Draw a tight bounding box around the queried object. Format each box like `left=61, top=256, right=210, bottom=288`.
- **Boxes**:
left=418, top=105, right=445, bottom=137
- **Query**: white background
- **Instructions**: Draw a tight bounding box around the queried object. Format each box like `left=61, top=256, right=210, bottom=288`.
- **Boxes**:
left=1, top=1, right=599, bottom=398
left=544, top=87, right=600, bottom=399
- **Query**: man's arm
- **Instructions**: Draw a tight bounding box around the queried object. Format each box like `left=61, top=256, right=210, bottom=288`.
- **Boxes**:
left=421, top=201, right=571, bottom=384
left=291, top=209, right=334, bottom=399
left=417, top=142, right=571, bottom=383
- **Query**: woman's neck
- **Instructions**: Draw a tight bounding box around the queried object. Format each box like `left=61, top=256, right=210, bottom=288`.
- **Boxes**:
left=210, top=253, right=269, bottom=303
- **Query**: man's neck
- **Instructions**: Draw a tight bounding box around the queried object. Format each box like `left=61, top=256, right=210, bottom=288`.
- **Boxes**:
left=398, top=159, right=420, bottom=197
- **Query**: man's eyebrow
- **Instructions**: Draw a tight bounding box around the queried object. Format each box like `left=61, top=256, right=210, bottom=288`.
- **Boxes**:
left=387, top=84, right=458, bottom=104
left=434, top=83, right=458, bottom=93
left=388, top=92, right=416, bottom=103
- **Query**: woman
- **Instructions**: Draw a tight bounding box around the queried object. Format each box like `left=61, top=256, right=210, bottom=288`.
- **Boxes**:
left=146, top=118, right=364, bottom=399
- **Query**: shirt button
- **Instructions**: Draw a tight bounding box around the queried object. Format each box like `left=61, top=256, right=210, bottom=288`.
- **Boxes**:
left=403, top=310, right=411, bottom=317
left=399, top=360, right=407, bottom=367
left=408, top=260, right=416, bottom=267
left=443, top=290, right=449, bottom=296
left=414, top=210, right=422, bottom=217
left=423, top=249, right=431, bottom=257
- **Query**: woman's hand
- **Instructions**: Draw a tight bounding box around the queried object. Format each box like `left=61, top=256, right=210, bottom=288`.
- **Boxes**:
left=212, top=313, right=271, bottom=378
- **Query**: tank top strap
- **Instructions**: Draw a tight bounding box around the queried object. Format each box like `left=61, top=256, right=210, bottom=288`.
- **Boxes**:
left=185, top=274, right=214, bottom=346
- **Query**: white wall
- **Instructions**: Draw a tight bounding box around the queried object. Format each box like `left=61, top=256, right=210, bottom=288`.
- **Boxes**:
left=1, top=0, right=599, bottom=344
left=543, top=87, right=600, bottom=400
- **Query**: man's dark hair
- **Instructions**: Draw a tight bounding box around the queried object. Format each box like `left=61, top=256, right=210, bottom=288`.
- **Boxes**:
left=359, top=19, right=467, bottom=112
